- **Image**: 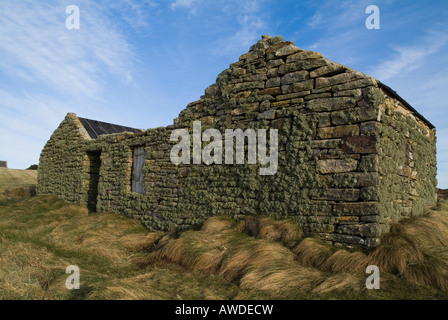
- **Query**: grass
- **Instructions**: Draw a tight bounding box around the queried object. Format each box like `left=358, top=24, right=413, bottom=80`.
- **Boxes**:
left=1, top=185, right=448, bottom=299
left=140, top=209, right=448, bottom=299
left=0, top=190, right=263, bottom=300
left=0, top=167, right=37, bottom=188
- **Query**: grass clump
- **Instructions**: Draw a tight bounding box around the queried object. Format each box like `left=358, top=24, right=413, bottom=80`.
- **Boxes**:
left=2, top=186, right=448, bottom=300
left=140, top=204, right=448, bottom=299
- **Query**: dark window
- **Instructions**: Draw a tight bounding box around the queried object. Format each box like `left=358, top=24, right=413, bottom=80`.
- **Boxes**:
left=131, top=146, right=145, bottom=193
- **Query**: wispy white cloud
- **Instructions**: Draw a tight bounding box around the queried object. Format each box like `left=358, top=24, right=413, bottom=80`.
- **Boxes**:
left=0, top=0, right=143, bottom=169
left=214, top=0, right=267, bottom=56
left=307, top=13, right=322, bottom=29
left=170, top=0, right=194, bottom=9
left=0, top=0, right=135, bottom=98
left=305, top=0, right=371, bottom=32
left=372, top=32, right=448, bottom=81
left=0, top=89, right=70, bottom=168
left=107, top=0, right=158, bottom=32
left=170, top=0, right=198, bottom=14
left=297, top=0, right=375, bottom=67
left=367, top=30, right=448, bottom=188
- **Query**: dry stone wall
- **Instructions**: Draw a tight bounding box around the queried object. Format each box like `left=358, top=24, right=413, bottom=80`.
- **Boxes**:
left=37, top=35, right=436, bottom=249
left=376, top=89, right=437, bottom=233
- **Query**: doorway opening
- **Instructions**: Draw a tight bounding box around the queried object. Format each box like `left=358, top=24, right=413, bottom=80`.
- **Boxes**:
left=86, top=151, right=101, bottom=212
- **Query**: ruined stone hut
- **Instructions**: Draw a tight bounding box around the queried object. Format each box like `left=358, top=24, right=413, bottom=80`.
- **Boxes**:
left=37, top=36, right=437, bottom=249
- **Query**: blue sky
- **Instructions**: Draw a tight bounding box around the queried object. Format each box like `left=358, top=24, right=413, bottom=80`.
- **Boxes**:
left=0, top=0, right=447, bottom=187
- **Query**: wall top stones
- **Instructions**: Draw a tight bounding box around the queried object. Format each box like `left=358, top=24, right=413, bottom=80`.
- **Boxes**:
left=171, top=35, right=433, bottom=134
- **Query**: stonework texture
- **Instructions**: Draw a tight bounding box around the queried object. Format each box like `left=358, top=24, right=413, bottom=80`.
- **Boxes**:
left=37, top=36, right=437, bottom=249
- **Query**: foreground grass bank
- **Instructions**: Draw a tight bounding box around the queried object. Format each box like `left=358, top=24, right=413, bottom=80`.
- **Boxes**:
left=1, top=189, right=448, bottom=300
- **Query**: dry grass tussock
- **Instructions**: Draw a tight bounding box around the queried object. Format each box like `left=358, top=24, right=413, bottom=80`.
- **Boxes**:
left=142, top=203, right=448, bottom=295
left=2, top=187, right=448, bottom=299
left=140, top=216, right=331, bottom=296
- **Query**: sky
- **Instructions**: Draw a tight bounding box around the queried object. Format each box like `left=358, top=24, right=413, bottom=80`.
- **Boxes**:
left=0, top=0, right=447, bottom=187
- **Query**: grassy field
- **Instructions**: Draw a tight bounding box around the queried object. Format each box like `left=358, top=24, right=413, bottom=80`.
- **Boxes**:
left=0, top=167, right=37, bottom=188
left=1, top=185, right=448, bottom=300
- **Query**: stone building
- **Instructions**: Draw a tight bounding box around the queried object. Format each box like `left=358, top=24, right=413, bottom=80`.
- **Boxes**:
left=0, top=161, right=7, bottom=168
left=37, top=36, right=437, bottom=249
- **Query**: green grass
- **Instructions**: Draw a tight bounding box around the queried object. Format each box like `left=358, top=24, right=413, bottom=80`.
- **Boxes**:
left=1, top=187, right=448, bottom=300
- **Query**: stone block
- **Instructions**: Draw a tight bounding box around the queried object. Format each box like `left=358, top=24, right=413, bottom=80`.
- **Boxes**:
left=304, top=92, right=332, bottom=100
left=234, top=81, right=265, bottom=92
left=281, top=79, right=314, bottom=94
left=199, top=116, right=214, bottom=125
left=291, top=98, right=304, bottom=104
left=336, top=216, right=360, bottom=224
left=361, top=215, right=379, bottom=222
left=279, top=61, right=302, bottom=75
left=318, top=125, right=359, bottom=139
left=310, top=139, right=341, bottom=149
left=317, top=113, right=331, bottom=128
left=330, top=234, right=365, bottom=246
left=266, top=77, right=281, bottom=88
left=267, top=68, right=279, bottom=78
left=267, top=59, right=284, bottom=68
left=360, top=121, right=379, bottom=135
left=306, top=97, right=356, bottom=112
left=333, top=202, right=377, bottom=216
left=332, top=78, right=377, bottom=92
left=275, top=44, right=302, bottom=57
left=310, top=64, right=346, bottom=78
left=204, top=84, right=219, bottom=96
left=272, top=118, right=285, bottom=129
left=342, top=136, right=377, bottom=154
left=315, top=72, right=364, bottom=89
left=271, top=100, right=291, bottom=108
left=239, top=50, right=259, bottom=62
left=317, top=159, right=358, bottom=174
left=315, top=188, right=360, bottom=202
left=244, top=74, right=267, bottom=82
left=336, top=223, right=380, bottom=238
left=331, top=106, right=379, bottom=125
left=280, top=71, right=309, bottom=85
left=286, top=50, right=323, bottom=63
left=360, top=187, right=378, bottom=201
left=332, top=172, right=379, bottom=187
left=259, top=87, right=282, bottom=96
left=260, top=110, right=276, bottom=119
left=333, top=89, right=362, bottom=98
left=277, top=91, right=310, bottom=101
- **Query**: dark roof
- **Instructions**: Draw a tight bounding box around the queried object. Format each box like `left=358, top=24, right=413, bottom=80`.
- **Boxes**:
left=378, top=82, right=435, bottom=129
left=77, top=117, right=143, bottom=139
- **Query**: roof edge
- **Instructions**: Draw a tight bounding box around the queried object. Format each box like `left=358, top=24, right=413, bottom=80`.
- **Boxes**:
left=378, top=82, right=435, bottom=130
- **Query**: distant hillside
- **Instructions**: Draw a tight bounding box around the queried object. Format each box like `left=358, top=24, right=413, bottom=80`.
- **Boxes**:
left=0, top=167, right=37, bottom=188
